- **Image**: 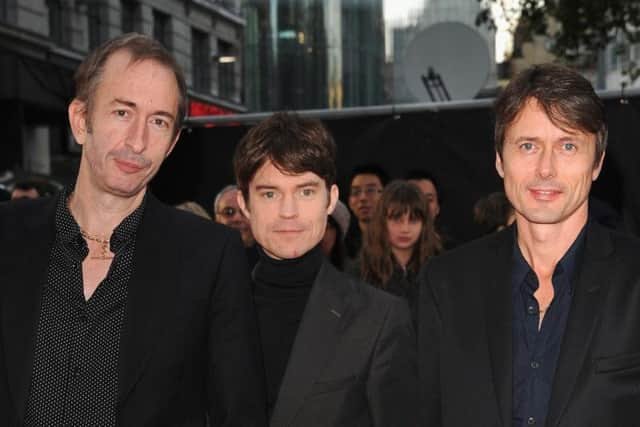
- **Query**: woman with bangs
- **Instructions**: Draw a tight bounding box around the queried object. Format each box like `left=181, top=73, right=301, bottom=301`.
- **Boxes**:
left=360, top=180, right=441, bottom=316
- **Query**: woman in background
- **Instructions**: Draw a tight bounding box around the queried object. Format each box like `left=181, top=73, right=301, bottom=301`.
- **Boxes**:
left=361, top=180, right=441, bottom=315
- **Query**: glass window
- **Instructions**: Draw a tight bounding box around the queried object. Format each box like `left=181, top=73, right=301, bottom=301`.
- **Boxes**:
left=217, top=39, right=235, bottom=100
left=47, top=0, right=70, bottom=47
left=121, top=0, right=140, bottom=33
left=153, top=9, right=172, bottom=50
left=192, top=29, right=211, bottom=92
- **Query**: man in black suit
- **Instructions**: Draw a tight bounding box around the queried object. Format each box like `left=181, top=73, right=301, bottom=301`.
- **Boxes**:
left=234, top=112, right=417, bottom=426
left=0, top=33, right=266, bottom=426
left=419, top=63, right=640, bottom=426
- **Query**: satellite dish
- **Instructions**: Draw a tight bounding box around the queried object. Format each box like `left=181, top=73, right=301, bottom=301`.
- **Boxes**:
left=402, top=22, right=491, bottom=102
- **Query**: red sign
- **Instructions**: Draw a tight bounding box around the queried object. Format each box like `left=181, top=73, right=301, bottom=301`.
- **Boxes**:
left=189, top=100, right=237, bottom=127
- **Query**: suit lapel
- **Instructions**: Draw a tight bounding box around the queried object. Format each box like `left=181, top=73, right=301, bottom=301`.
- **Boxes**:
left=270, top=261, right=349, bottom=427
left=1, top=198, right=56, bottom=421
left=117, top=196, right=182, bottom=404
left=484, top=229, right=515, bottom=427
left=545, top=223, right=612, bottom=426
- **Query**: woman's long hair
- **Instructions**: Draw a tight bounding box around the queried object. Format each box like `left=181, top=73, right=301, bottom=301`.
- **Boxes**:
left=361, top=180, right=441, bottom=287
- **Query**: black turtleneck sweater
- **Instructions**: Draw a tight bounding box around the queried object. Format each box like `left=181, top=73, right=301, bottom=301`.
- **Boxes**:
left=252, top=245, right=324, bottom=415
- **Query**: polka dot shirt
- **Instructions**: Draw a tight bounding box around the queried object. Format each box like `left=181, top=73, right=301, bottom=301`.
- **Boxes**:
left=23, top=189, right=145, bottom=427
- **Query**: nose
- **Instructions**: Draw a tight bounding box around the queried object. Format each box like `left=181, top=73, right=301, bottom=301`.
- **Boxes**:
left=536, top=146, right=556, bottom=179
left=279, top=193, right=299, bottom=218
left=125, top=116, right=149, bottom=153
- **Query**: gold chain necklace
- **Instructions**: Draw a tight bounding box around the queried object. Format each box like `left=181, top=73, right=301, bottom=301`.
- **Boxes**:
left=79, top=228, right=113, bottom=260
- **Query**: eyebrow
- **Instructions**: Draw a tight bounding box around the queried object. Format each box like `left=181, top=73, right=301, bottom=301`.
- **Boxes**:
left=511, top=135, right=581, bottom=144
left=254, top=181, right=321, bottom=191
left=111, top=98, right=176, bottom=122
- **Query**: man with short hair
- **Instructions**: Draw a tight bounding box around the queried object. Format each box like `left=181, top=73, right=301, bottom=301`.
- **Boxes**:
left=419, top=63, right=640, bottom=426
left=406, top=170, right=456, bottom=249
left=345, top=164, right=388, bottom=259
left=406, top=170, right=440, bottom=220
left=234, top=112, right=417, bottom=426
left=0, top=33, right=265, bottom=426
left=214, top=184, right=255, bottom=247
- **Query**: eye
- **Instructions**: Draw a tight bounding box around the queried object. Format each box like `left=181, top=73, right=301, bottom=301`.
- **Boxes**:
left=520, top=142, right=534, bottom=151
left=301, top=188, right=315, bottom=197
left=262, top=191, right=275, bottom=199
left=151, top=117, right=170, bottom=129
left=114, top=109, right=129, bottom=118
left=562, top=142, right=576, bottom=151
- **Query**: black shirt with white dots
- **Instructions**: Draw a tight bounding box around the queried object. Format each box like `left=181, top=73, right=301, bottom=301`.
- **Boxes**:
left=24, top=188, right=145, bottom=427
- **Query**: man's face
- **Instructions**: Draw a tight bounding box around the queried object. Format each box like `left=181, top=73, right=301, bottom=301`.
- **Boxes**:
left=496, top=99, right=603, bottom=228
left=215, top=189, right=254, bottom=247
left=348, top=173, right=383, bottom=224
left=408, top=178, right=440, bottom=219
left=238, top=160, right=338, bottom=260
left=69, top=49, right=180, bottom=199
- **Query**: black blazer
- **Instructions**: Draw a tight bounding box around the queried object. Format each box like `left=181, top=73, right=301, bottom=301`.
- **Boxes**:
left=270, top=260, right=418, bottom=427
left=418, top=221, right=640, bottom=426
left=0, top=195, right=267, bottom=426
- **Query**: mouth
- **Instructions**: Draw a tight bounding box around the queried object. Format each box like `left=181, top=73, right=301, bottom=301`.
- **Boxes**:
left=114, top=159, right=145, bottom=174
left=529, top=188, right=562, bottom=201
left=358, top=207, right=370, bottom=215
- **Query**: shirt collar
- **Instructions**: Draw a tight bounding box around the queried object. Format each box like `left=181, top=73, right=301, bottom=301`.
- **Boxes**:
left=55, top=186, right=147, bottom=253
left=511, top=222, right=588, bottom=294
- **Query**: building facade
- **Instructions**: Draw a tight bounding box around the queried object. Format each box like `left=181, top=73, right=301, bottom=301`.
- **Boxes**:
left=242, top=0, right=385, bottom=112
left=0, top=0, right=244, bottom=181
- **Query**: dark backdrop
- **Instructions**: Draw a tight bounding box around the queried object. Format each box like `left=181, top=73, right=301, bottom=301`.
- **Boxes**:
left=151, top=96, right=640, bottom=244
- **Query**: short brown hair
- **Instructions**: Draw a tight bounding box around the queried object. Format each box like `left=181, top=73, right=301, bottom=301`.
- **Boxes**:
left=494, top=63, right=607, bottom=167
left=73, top=32, right=187, bottom=137
left=233, top=112, right=337, bottom=200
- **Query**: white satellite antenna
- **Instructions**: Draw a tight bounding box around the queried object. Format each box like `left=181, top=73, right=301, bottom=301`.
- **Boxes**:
left=402, top=22, right=491, bottom=102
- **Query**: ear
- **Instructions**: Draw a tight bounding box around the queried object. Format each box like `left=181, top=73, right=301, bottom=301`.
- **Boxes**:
left=68, top=99, right=89, bottom=146
left=592, top=151, right=605, bottom=181
left=495, top=151, right=505, bottom=178
left=327, top=184, right=339, bottom=214
left=237, top=189, right=250, bottom=219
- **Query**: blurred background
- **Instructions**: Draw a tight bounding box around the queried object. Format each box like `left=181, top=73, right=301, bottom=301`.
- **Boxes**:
left=1, top=0, right=639, bottom=242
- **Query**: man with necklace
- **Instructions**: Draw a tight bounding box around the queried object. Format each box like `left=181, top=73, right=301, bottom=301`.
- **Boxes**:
left=0, top=33, right=265, bottom=426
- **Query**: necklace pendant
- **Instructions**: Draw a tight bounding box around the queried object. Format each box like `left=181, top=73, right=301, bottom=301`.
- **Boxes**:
left=90, top=254, right=114, bottom=260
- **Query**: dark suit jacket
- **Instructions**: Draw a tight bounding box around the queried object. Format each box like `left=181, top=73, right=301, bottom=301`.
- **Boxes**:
left=418, top=221, right=640, bottom=427
left=0, top=194, right=267, bottom=426
left=270, top=260, right=418, bottom=427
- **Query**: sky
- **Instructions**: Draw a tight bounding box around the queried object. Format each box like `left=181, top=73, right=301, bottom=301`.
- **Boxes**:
left=384, top=0, right=424, bottom=24
left=383, top=0, right=517, bottom=63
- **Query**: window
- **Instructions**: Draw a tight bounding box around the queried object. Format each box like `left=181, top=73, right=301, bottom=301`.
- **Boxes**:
left=192, top=29, right=211, bottom=92
left=0, top=0, right=7, bottom=22
left=47, top=0, right=70, bottom=47
left=121, top=0, right=140, bottom=33
left=88, top=1, right=108, bottom=49
left=217, top=39, right=236, bottom=100
left=153, top=9, right=172, bottom=49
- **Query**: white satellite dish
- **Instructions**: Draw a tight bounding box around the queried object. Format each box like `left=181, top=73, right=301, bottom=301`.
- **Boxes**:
left=402, top=22, right=491, bottom=102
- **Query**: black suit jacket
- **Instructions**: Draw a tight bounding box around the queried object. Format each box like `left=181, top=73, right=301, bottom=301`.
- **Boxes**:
left=418, top=221, right=640, bottom=426
left=0, top=195, right=267, bottom=426
left=270, top=261, right=418, bottom=427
